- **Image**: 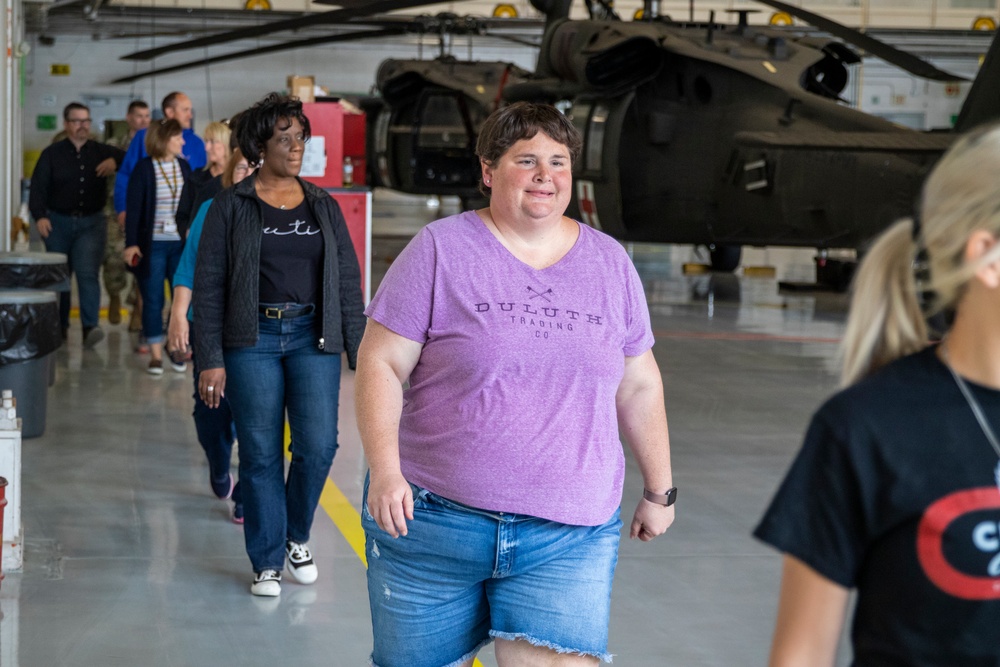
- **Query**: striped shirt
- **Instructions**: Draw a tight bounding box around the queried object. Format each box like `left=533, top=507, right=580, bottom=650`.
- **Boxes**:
left=153, top=158, right=182, bottom=240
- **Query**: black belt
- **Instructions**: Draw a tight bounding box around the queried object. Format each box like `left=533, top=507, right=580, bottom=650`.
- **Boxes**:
left=259, top=304, right=315, bottom=319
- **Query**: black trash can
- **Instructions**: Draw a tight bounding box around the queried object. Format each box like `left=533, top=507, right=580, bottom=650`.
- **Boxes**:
left=0, top=290, right=61, bottom=438
left=0, top=251, right=70, bottom=291
left=0, top=252, right=69, bottom=387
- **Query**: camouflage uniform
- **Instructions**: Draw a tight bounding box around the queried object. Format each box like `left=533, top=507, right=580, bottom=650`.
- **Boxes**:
left=103, top=132, right=132, bottom=318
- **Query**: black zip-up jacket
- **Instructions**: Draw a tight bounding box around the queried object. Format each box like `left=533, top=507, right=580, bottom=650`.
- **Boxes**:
left=192, top=174, right=365, bottom=370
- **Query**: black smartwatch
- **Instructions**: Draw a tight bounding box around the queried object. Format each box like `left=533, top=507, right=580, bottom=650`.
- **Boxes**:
left=643, top=487, right=678, bottom=507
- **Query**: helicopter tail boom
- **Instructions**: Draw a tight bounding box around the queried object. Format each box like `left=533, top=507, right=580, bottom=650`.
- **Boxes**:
left=955, top=32, right=1000, bottom=133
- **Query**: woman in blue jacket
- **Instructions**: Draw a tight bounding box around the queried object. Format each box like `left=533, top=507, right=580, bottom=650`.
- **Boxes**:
left=168, top=149, right=254, bottom=523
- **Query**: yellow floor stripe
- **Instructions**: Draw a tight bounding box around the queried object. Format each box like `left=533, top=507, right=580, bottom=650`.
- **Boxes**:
left=284, top=425, right=484, bottom=665
left=318, top=474, right=368, bottom=567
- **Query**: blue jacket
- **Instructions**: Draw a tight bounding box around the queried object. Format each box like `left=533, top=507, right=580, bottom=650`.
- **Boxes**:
left=174, top=198, right=213, bottom=321
left=125, top=156, right=192, bottom=280
left=114, top=127, right=205, bottom=213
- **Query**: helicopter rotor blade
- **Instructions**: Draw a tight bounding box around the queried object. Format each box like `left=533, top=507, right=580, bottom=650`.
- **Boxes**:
left=121, top=0, right=443, bottom=61
left=112, top=28, right=406, bottom=84
left=753, top=0, right=967, bottom=81
left=491, top=34, right=543, bottom=48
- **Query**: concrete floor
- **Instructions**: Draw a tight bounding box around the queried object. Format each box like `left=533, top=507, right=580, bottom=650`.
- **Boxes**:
left=3, top=193, right=854, bottom=666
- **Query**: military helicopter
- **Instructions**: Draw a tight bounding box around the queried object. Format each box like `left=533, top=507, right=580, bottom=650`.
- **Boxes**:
left=116, top=0, right=1000, bottom=276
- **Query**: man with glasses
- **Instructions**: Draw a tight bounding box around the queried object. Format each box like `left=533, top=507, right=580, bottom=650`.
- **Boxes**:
left=29, top=102, right=126, bottom=347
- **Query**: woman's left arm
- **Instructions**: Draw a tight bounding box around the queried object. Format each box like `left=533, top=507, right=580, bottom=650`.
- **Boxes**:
left=328, top=199, right=366, bottom=369
left=616, top=348, right=675, bottom=541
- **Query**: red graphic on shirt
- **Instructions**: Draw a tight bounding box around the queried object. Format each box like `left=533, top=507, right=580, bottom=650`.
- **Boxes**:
left=917, top=488, right=1000, bottom=600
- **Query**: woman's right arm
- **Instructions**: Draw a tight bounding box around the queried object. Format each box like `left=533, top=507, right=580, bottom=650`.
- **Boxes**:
left=354, top=320, right=423, bottom=538
left=167, top=286, right=192, bottom=355
left=123, top=160, right=145, bottom=263
left=768, top=555, right=850, bottom=667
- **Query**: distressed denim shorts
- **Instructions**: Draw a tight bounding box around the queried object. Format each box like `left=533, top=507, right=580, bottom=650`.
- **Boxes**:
left=362, top=478, right=622, bottom=667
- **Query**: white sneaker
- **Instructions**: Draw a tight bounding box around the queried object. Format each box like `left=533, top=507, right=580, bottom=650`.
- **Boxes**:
left=251, top=569, right=281, bottom=597
left=285, top=541, right=318, bottom=585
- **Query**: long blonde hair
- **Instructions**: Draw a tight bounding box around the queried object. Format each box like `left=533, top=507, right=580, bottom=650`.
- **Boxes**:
left=841, top=123, right=1000, bottom=385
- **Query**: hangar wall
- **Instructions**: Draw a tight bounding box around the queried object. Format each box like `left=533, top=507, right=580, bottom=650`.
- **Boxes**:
left=19, top=36, right=538, bottom=152
left=18, top=33, right=985, bottom=153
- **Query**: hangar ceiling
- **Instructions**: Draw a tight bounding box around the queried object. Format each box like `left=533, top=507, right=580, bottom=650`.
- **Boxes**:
left=20, top=0, right=992, bottom=58
left=23, top=3, right=545, bottom=42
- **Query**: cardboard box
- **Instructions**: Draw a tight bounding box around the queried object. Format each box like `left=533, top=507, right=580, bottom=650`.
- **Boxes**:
left=287, top=75, right=315, bottom=103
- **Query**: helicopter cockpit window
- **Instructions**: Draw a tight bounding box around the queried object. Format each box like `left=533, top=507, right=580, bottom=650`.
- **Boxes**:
left=417, top=94, right=472, bottom=149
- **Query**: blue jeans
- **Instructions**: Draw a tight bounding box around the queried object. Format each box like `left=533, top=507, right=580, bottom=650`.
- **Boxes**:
left=189, top=328, right=240, bottom=505
left=137, top=240, right=183, bottom=344
left=362, top=479, right=622, bottom=667
left=43, top=211, right=105, bottom=330
left=223, top=311, right=341, bottom=573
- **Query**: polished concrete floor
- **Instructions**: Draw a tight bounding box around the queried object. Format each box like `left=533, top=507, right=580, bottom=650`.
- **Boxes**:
left=5, top=193, right=855, bottom=666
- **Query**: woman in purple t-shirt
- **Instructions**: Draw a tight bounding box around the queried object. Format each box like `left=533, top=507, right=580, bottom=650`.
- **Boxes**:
left=355, top=102, right=676, bottom=667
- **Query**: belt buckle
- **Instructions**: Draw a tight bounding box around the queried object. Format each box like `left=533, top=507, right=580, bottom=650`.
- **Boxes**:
left=264, top=307, right=283, bottom=319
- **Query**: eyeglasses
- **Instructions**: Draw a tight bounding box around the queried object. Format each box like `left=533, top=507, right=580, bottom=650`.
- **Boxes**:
left=67, top=118, right=92, bottom=125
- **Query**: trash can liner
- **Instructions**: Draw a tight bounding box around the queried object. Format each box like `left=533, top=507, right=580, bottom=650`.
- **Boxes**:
left=0, top=252, right=70, bottom=291
left=0, top=291, right=61, bottom=365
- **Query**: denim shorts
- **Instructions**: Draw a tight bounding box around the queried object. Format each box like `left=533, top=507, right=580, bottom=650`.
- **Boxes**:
left=362, top=479, right=622, bottom=667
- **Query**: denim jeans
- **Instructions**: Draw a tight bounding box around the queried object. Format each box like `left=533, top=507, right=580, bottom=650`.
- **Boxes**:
left=43, top=211, right=106, bottom=330
left=189, top=328, right=240, bottom=505
left=223, top=311, right=341, bottom=572
left=362, top=479, right=621, bottom=667
left=137, top=240, right=183, bottom=344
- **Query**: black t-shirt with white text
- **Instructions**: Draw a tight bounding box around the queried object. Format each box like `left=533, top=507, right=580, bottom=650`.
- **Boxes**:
left=258, top=200, right=323, bottom=307
left=755, top=345, right=1000, bottom=666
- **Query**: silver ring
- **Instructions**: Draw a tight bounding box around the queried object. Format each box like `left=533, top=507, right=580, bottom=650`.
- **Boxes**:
left=207, top=386, right=215, bottom=391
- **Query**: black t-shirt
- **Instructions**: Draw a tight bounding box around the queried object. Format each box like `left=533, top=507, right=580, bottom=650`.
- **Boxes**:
left=258, top=200, right=323, bottom=306
left=755, top=345, right=1000, bottom=666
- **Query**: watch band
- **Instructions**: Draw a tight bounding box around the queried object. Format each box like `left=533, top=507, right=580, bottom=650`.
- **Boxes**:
left=643, top=487, right=677, bottom=506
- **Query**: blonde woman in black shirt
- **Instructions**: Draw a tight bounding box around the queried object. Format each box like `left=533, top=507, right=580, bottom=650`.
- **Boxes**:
left=757, top=124, right=1000, bottom=666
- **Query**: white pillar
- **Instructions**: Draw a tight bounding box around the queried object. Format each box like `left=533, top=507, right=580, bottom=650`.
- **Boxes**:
left=2, top=0, right=24, bottom=252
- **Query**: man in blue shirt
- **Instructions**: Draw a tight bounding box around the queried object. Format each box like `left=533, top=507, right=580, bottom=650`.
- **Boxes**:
left=114, top=91, right=206, bottom=224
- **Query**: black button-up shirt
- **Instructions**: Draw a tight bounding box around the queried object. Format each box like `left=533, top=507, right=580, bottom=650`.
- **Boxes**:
left=29, top=139, right=126, bottom=220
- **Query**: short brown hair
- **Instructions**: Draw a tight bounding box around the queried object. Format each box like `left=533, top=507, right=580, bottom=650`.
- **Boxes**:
left=475, top=102, right=582, bottom=198
left=145, top=119, right=183, bottom=159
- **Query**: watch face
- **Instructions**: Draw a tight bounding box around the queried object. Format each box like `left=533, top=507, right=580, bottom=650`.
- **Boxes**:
left=666, top=487, right=677, bottom=506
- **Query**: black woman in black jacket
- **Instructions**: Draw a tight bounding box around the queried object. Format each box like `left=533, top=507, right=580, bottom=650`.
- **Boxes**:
left=193, top=93, right=365, bottom=597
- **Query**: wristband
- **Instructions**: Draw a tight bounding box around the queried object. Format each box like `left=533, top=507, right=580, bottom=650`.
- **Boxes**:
left=643, top=487, right=677, bottom=506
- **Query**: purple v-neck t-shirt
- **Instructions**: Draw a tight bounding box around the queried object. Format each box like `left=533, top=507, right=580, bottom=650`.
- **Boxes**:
left=365, top=211, right=654, bottom=525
